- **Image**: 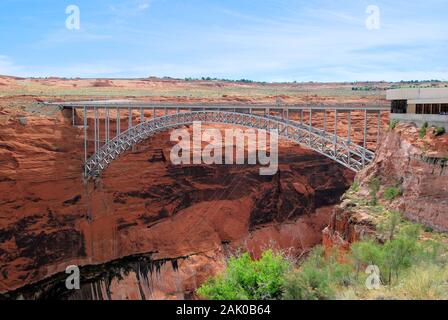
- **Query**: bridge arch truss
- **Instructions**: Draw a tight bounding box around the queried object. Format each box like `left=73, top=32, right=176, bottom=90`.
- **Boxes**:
left=48, top=102, right=389, bottom=177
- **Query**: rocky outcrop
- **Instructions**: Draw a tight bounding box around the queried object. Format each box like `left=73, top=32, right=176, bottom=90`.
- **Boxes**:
left=358, top=123, right=448, bottom=232
left=323, top=123, right=448, bottom=251
left=322, top=199, right=376, bottom=252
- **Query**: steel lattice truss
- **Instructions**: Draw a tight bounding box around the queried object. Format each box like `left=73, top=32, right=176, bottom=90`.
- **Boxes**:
left=85, top=111, right=375, bottom=177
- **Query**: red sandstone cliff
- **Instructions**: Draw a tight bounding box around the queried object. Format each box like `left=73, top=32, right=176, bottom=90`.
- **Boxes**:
left=323, top=123, right=448, bottom=250
left=0, top=106, right=354, bottom=299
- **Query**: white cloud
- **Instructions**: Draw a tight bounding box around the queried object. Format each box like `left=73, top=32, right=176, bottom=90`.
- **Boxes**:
left=109, top=0, right=153, bottom=16
left=137, top=2, right=151, bottom=11
left=0, top=55, right=23, bottom=76
left=2, top=1, right=447, bottom=81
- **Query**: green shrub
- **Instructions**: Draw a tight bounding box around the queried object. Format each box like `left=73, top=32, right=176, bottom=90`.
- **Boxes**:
left=283, top=267, right=333, bottom=300
left=382, top=233, right=419, bottom=285
left=350, top=180, right=360, bottom=193
left=383, top=187, right=402, bottom=201
left=349, top=220, right=422, bottom=286
left=433, top=127, right=446, bottom=136
left=419, top=122, right=428, bottom=138
left=349, top=239, right=383, bottom=278
left=389, top=120, right=399, bottom=130
left=283, top=247, right=352, bottom=300
left=196, top=250, right=291, bottom=300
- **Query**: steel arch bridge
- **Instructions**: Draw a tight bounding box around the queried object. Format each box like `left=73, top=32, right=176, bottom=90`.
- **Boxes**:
left=47, top=101, right=389, bottom=178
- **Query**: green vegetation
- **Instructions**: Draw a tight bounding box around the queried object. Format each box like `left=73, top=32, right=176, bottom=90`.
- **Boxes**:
left=196, top=250, right=291, bottom=300
left=433, top=127, right=446, bottom=136
left=389, top=119, right=399, bottom=130
left=383, top=187, right=402, bottom=201
left=350, top=180, right=360, bottom=193
left=282, top=247, right=352, bottom=300
left=197, top=189, right=448, bottom=300
left=419, top=122, right=429, bottom=138
left=185, top=77, right=255, bottom=83
left=351, top=86, right=384, bottom=92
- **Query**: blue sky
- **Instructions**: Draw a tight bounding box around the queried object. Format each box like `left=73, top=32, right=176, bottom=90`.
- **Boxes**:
left=0, top=0, right=447, bottom=82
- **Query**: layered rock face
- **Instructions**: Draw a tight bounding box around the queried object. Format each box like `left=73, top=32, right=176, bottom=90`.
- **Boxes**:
left=0, top=108, right=354, bottom=299
left=358, top=123, right=448, bottom=232
left=323, top=123, right=448, bottom=250
left=322, top=199, right=376, bottom=252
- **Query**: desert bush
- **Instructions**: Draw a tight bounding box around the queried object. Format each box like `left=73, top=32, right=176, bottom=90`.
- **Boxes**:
left=196, top=250, right=291, bottom=300
left=283, top=267, right=333, bottom=300
left=349, top=220, right=421, bottom=286
left=350, top=180, right=360, bottom=193
left=283, top=246, right=352, bottom=300
left=383, top=187, right=402, bottom=201
left=349, top=239, right=383, bottom=279
left=381, top=233, right=419, bottom=285
left=433, top=127, right=446, bottom=136
left=419, top=122, right=428, bottom=138
left=389, top=120, right=399, bottom=130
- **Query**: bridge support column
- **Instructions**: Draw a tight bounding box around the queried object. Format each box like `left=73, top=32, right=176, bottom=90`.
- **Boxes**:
left=334, top=110, right=338, bottom=156
left=97, top=108, right=100, bottom=153
left=377, top=110, right=381, bottom=146
left=267, top=108, right=270, bottom=129
left=116, top=108, right=121, bottom=136
left=323, top=110, right=327, bottom=133
left=94, top=107, right=98, bottom=154
left=83, top=106, right=87, bottom=177
left=105, top=108, right=109, bottom=143
left=309, top=109, right=312, bottom=144
left=363, top=110, right=368, bottom=168
left=348, top=110, right=352, bottom=165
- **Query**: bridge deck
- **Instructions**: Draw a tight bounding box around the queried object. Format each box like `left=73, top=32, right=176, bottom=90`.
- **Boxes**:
left=45, top=100, right=389, bottom=111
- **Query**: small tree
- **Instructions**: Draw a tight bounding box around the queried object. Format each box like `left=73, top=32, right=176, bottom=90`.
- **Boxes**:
left=382, top=235, right=419, bottom=285
left=349, top=239, right=383, bottom=280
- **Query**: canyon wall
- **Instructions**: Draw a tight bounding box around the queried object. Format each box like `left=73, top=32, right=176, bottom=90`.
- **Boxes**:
left=0, top=107, right=354, bottom=299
